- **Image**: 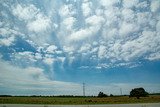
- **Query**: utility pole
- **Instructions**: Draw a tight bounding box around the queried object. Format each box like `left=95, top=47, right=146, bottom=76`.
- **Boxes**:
left=83, top=83, right=85, bottom=97
left=120, top=88, right=122, bottom=96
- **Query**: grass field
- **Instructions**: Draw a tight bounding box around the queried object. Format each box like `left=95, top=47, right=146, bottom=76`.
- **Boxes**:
left=0, top=95, right=160, bottom=105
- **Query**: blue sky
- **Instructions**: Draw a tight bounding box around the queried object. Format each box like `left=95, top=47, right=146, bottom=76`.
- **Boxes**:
left=0, top=0, right=160, bottom=96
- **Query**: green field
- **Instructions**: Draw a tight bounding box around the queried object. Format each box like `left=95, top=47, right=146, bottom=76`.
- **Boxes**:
left=0, top=95, right=160, bottom=105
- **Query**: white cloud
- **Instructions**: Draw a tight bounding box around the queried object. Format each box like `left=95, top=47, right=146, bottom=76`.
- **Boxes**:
left=68, top=15, right=104, bottom=42
left=150, top=0, right=160, bottom=13
left=81, top=1, right=92, bottom=17
left=12, top=4, right=39, bottom=20
left=0, top=59, right=47, bottom=85
left=1, top=0, right=160, bottom=70
left=1, top=58, right=159, bottom=95
left=95, top=8, right=104, bottom=16
left=1, top=0, right=160, bottom=96
left=27, top=14, right=51, bottom=33
left=79, top=44, right=91, bottom=53
left=136, top=1, right=148, bottom=9
left=146, top=52, right=160, bottom=61
left=14, top=51, right=37, bottom=63
left=103, top=7, right=120, bottom=28
left=13, top=4, right=51, bottom=33
left=98, top=45, right=107, bottom=59
left=0, top=28, right=10, bottom=36
left=119, top=22, right=138, bottom=37
left=57, top=57, right=65, bottom=63
left=0, top=27, right=26, bottom=47
left=0, top=59, right=82, bottom=95
left=46, top=45, right=57, bottom=54
left=63, top=46, right=75, bottom=53
left=122, top=8, right=135, bottom=22
left=43, top=57, right=55, bottom=65
left=101, top=28, right=160, bottom=62
left=123, top=0, right=139, bottom=8
left=136, top=12, right=151, bottom=27
left=119, top=31, right=157, bottom=61
left=62, top=17, right=76, bottom=30
left=156, top=20, right=160, bottom=32
left=0, top=36, right=15, bottom=46
left=100, top=0, right=119, bottom=7
left=59, top=4, right=75, bottom=17
left=55, top=50, right=63, bottom=54
left=85, top=15, right=105, bottom=26
left=35, top=53, right=42, bottom=60
left=68, top=28, right=94, bottom=42
left=0, top=27, right=24, bottom=37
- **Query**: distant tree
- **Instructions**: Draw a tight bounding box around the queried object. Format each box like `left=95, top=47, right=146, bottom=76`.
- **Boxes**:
left=129, top=87, right=149, bottom=99
left=110, top=94, right=114, bottom=97
left=98, top=92, right=108, bottom=97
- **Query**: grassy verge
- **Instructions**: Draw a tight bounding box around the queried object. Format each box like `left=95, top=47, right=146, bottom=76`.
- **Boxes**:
left=0, top=95, right=160, bottom=105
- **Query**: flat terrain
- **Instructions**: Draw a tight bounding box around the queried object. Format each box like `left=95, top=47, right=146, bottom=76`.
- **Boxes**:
left=0, top=95, right=160, bottom=105
left=0, top=103, right=160, bottom=107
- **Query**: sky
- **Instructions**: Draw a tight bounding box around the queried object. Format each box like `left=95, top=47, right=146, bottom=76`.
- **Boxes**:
left=0, top=0, right=160, bottom=96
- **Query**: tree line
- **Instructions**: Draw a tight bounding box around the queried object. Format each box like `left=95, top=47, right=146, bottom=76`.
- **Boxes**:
left=98, top=87, right=149, bottom=99
left=0, top=87, right=155, bottom=99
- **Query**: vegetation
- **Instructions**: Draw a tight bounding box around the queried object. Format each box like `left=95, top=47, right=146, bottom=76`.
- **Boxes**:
left=98, top=92, right=108, bottom=97
left=0, top=95, right=160, bottom=104
left=129, top=87, right=149, bottom=99
left=0, top=87, right=159, bottom=104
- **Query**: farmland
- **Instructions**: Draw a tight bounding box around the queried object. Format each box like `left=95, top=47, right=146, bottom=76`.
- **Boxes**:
left=0, top=95, right=160, bottom=105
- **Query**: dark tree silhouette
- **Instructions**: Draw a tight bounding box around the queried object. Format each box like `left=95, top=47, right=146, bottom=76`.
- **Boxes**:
left=98, top=92, right=108, bottom=97
left=129, top=87, right=149, bottom=99
left=110, top=94, right=114, bottom=97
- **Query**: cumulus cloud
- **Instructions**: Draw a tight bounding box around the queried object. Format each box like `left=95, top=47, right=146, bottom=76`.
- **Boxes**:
left=27, top=14, right=51, bottom=33
left=85, top=15, right=104, bottom=26
left=59, top=4, right=75, bottom=17
left=62, top=17, right=76, bottom=30
left=13, top=4, right=51, bottom=33
left=79, top=44, right=91, bottom=53
left=1, top=0, right=160, bottom=96
left=119, top=22, right=138, bottom=37
left=147, top=52, right=160, bottom=61
left=0, top=36, right=15, bottom=46
left=46, top=45, right=57, bottom=54
left=68, top=28, right=95, bottom=41
left=0, top=27, right=24, bottom=46
left=1, top=0, right=160, bottom=70
left=122, top=8, right=135, bottom=22
left=81, top=0, right=92, bottom=17
left=123, top=0, right=139, bottom=8
left=150, top=0, right=160, bottom=13
left=100, top=0, right=120, bottom=7
left=68, top=15, right=104, bottom=42
left=12, top=4, right=39, bottom=20
left=156, top=20, right=160, bottom=31
left=43, top=57, right=55, bottom=65
left=98, top=45, right=107, bottom=59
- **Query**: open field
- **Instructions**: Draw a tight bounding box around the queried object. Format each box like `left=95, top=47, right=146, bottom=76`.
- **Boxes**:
left=0, top=95, right=160, bottom=105
left=0, top=103, right=160, bottom=107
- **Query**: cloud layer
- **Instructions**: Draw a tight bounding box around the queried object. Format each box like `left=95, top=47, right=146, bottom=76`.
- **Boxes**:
left=0, top=0, right=160, bottom=95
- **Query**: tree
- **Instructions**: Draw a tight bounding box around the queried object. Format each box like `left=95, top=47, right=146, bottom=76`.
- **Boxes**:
left=98, top=92, right=108, bottom=97
left=129, top=87, right=149, bottom=99
left=110, top=94, right=114, bottom=97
